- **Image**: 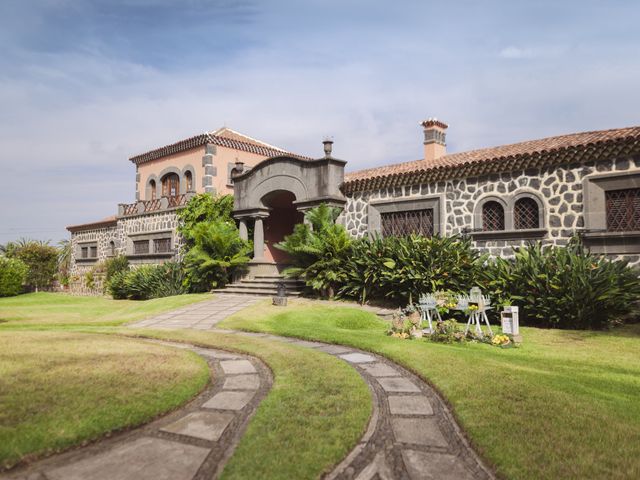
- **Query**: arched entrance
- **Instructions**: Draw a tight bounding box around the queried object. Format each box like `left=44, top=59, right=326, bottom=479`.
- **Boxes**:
left=262, top=190, right=304, bottom=264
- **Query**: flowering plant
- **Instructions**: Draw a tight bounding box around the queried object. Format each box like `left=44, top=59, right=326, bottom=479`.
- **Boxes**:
left=491, top=334, right=511, bottom=346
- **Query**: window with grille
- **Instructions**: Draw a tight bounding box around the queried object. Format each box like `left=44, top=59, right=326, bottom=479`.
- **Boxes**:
left=381, top=209, right=434, bottom=237
left=482, top=201, right=505, bottom=231
left=153, top=238, right=172, bottom=254
left=89, top=246, right=98, bottom=258
left=606, top=188, right=640, bottom=232
left=81, top=247, right=88, bottom=259
left=133, top=240, right=149, bottom=255
left=514, top=197, right=540, bottom=230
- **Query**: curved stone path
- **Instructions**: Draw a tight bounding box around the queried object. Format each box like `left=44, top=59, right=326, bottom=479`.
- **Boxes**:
left=5, top=342, right=272, bottom=480
left=222, top=330, right=495, bottom=480
left=8, top=297, right=496, bottom=480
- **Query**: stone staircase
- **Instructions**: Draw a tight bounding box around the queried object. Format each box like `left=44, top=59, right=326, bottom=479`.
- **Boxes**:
left=212, top=275, right=305, bottom=297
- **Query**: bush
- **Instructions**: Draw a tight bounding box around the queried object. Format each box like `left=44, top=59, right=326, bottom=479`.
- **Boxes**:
left=13, top=242, right=59, bottom=292
left=183, top=219, right=251, bottom=292
left=482, top=239, right=640, bottom=329
left=276, top=204, right=352, bottom=297
left=107, top=262, right=186, bottom=300
left=104, top=255, right=129, bottom=284
left=339, top=234, right=485, bottom=305
left=0, top=257, right=28, bottom=297
left=177, top=194, right=235, bottom=248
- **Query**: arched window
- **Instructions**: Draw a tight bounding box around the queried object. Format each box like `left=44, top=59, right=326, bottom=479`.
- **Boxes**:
left=482, top=201, right=505, bottom=231
left=514, top=197, right=540, bottom=229
left=149, top=180, right=157, bottom=200
left=109, top=241, right=116, bottom=256
left=162, top=173, right=180, bottom=197
left=185, top=171, right=193, bottom=192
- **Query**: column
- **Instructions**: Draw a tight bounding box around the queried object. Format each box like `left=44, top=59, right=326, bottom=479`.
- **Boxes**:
left=238, top=219, right=248, bottom=242
left=253, top=217, right=265, bottom=260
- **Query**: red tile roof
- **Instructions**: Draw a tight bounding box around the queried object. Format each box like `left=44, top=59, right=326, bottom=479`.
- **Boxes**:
left=129, top=127, right=312, bottom=165
left=343, top=126, right=640, bottom=194
left=67, top=215, right=117, bottom=233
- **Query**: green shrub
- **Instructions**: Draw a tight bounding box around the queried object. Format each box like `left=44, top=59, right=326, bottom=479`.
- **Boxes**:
left=183, top=219, right=251, bottom=292
left=482, top=240, right=640, bottom=329
left=339, top=234, right=484, bottom=305
left=177, top=194, right=234, bottom=248
left=13, top=242, right=58, bottom=292
left=104, top=255, right=129, bottom=284
left=107, top=262, right=186, bottom=300
left=0, top=257, right=28, bottom=297
left=276, top=204, right=352, bottom=298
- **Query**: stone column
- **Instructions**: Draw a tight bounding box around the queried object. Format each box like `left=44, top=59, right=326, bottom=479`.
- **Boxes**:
left=253, top=217, right=265, bottom=260
left=239, top=219, right=248, bottom=242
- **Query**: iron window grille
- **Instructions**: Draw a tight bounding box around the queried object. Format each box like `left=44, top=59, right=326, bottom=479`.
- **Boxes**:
left=89, top=246, right=98, bottom=258
left=482, top=201, right=505, bottom=231
left=514, top=197, right=540, bottom=230
left=81, top=247, right=88, bottom=259
left=606, top=188, right=640, bottom=232
left=133, top=240, right=150, bottom=255
left=381, top=209, right=434, bottom=237
left=153, top=238, right=172, bottom=254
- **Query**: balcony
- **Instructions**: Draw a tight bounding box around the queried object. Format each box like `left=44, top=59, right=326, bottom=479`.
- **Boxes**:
left=118, top=193, right=194, bottom=218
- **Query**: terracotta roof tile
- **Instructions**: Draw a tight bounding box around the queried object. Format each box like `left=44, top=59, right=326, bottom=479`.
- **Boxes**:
left=67, top=215, right=117, bottom=233
left=343, top=126, right=640, bottom=193
left=129, top=128, right=312, bottom=165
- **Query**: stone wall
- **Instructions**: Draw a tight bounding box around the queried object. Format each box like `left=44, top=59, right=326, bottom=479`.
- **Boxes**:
left=344, top=155, right=640, bottom=267
left=68, top=209, right=184, bottom=294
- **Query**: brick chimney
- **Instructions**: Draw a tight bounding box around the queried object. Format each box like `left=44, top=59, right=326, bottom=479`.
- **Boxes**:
left=421, top=118, right=448, bottom=162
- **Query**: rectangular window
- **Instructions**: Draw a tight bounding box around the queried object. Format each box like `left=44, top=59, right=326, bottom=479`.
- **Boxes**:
left=381, top=209, right=434, bottom=237
left=133, top=240, right=149, bottom=255
left=606, top=188, right=640, bottom=232
left=89, top=246, right=98, bottom=258
left=153, top=238, right=172, bottom=254
left=81, top=247, right=88, bottom=259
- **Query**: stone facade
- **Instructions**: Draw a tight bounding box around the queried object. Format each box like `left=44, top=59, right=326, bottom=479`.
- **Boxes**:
left=344, top=155, right=640, bottom=267
left=68, top=209, right=183, bottom=295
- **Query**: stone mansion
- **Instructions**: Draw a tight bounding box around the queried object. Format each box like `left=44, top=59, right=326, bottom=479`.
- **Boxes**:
left=67, top=121, right=640, bottom=293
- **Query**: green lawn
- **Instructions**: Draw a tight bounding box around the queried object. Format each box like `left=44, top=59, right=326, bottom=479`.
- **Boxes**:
left=0, top=292, right=209, bottom=328
left=0, top=293, right=372, bottom=479
left=121, top=329, right=371, bottom=480
left=0, top=331, right=209, bottom=470
left=220, top=299, right=640, bottom=480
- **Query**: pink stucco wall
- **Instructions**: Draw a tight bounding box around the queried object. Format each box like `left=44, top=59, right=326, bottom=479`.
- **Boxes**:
left=136, top=145, right=272, bottom=200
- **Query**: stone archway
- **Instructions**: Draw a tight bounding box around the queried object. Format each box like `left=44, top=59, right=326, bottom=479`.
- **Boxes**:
left=261, top=190, right=304, bottom=264
left=232, top=152, right=347, bottom=277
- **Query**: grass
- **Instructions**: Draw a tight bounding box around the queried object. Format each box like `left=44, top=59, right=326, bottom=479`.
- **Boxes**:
left=220, top=299, right=640, bottom=480
left=0, top=292, right=209, bottom=328
left=119, top=329, right=372, bottom=480
left=0, top=331, right=209, bottom=470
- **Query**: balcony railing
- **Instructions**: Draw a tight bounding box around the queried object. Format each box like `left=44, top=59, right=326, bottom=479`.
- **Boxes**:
left=118, top=193, right=193, bottom=217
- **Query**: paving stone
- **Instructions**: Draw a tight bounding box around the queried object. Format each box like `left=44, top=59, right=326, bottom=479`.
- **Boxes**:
left=193, top=349, right=239, bottom=359
left=220, top=359, right=256, bottom=374
left=391, top=418, right=448, bottom=447
left=223, top=374, right=260, bottom=390
left=290, top=340, right=323, bottom=348
left=359, top=363, right=399, bottom=377
left=46, top=437, right=209, bottom=480
left=340, top=353, right=376, bottom=363
left=388, top=395, right=433, bottom=415
left=160, top=411, right=235, bottom=441
left=402, top=450, right=474, bottom=480
left=316, top=344, right=353, bottom=355
left=376, top=377, right=421, bottom=393
left=202, top=391, right=254, bottom=410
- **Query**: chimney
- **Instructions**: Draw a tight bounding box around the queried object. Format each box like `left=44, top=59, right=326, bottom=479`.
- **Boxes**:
left=421, top=118, right=448, bottom=162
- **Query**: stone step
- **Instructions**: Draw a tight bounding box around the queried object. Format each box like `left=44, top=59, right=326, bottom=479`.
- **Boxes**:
left=212, top=287, right=303, bottom=297
left=239, top=279, right=304, bottom=287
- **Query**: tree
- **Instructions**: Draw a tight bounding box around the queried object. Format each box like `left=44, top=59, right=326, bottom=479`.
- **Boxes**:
left=57, top=239, right=72, bottom=287
left=177, top=194, right=234, bottom=248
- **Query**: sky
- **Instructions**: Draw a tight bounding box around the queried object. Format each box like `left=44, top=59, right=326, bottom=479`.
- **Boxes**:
left=1, top=0, right=639, bottom=244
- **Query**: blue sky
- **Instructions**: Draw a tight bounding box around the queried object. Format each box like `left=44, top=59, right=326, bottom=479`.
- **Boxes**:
left=1, top=0, right=639, bottom=244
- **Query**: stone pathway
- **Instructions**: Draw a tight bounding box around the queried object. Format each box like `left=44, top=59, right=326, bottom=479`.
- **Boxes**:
left=223, top=330, right=495, bottom=480
left=131, top=295, right=261, bottom=330
left=6, top=342, right=272, bottom=480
